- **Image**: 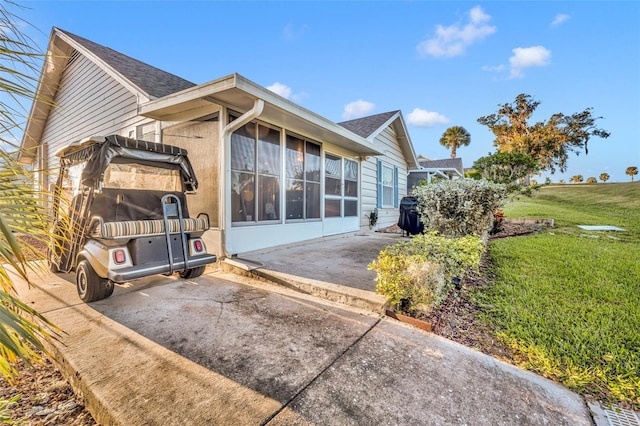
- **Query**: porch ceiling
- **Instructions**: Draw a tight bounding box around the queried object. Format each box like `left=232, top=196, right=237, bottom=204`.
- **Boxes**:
left=139, top=73, right=382, bottom=156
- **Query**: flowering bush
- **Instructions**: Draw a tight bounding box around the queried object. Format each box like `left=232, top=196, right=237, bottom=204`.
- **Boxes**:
left=369, top=231, right=484, bottom=313
left=412, top=179, right=507, bottom=242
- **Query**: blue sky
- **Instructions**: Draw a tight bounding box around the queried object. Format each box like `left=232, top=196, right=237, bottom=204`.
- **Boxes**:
left=20, top=1, right=640, bottom=182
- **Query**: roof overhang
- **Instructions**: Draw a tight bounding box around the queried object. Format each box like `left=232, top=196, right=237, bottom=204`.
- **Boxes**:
left=139, top=73, right=382, bottom=156
left=411, top=167, right=465, bottom=179
left=18, top=30, right=71, bottom=164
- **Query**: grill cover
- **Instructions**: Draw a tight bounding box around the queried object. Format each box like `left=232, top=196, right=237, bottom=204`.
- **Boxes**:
left=398, top=196, right=424, bottom=236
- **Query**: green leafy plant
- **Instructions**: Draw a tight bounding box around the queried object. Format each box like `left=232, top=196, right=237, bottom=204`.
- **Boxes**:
left=369, top=232, right=484, bottom=313
left=0, top=394, right=20, bottom=423
left=412, top=179, right=507, bottom=242
left=0, top=0, right=61, bottom=384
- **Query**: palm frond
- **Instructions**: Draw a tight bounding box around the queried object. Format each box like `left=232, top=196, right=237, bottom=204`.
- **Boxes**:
left=0, top=0, right=64, bottom=384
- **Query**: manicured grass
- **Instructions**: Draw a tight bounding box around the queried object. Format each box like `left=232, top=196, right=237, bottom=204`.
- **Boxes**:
left=477, top=182, right=640, bottom=407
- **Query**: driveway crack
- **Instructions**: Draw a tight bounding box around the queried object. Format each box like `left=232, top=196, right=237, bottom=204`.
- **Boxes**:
left=261, top=316, right=382, bottom=425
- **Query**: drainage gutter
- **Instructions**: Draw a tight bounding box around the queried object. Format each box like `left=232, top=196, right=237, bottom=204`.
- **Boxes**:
left=219, top=99, right=265, bottom=257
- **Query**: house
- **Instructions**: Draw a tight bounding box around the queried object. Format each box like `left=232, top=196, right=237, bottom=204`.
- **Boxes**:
left=406, top=155, right=465, bottom=192
left=19, top=28, right=418, bottom=256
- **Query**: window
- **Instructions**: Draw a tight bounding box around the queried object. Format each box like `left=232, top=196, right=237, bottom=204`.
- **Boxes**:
left=324, top=154, right=359, bottom=218
left=285, top=135, right=321, bottom=220
left=382, top=165, right=394, bottom=207
left=324, top=154, right=341, bottom=217
left=344, top=159, right=359, bottom=216
left=103, top=162, right=182, bottom=192
left=377, top=160, right=398, bottom=208
left=230, top=121, right=281, bottom=224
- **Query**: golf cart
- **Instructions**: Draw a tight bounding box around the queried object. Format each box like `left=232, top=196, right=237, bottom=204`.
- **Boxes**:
left=49, top=135, right=217, bottom=302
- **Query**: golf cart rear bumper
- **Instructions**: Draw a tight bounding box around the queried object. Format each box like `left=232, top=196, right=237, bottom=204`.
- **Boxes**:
left=107, top=254, right=217, bottom=282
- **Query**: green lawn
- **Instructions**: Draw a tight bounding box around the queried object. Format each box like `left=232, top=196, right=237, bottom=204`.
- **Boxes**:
left=477, top=182, right=640, bottom=407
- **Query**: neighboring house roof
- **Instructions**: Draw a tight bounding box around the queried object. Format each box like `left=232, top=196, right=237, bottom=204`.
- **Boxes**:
left=58, top=29, right=196, bottom=99
left=338, top=111, right=418, bottom=169
left=407, top=157, right=465, bottom=190
left=418, top=157, right=464, bottom=175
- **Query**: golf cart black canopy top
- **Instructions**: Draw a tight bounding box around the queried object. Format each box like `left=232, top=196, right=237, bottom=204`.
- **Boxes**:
left=56, top=135, right=198, bottom=192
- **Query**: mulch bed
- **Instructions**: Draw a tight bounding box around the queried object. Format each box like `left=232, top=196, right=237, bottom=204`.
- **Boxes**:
left=1, top=236, right=97, bottom=424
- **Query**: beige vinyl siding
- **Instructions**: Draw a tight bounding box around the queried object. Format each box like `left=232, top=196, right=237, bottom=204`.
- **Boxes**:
left=40, top=54, right=154, bottom=184
left=163, top=121, right=220, bottom=228
left=361, top=125, right=409, bottom=230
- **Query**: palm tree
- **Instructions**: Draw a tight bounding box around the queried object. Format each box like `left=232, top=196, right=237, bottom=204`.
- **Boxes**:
left=599, top=173, right=609, bottom=183
left=626, top=166, right=638, bottom=182
left=570, top=175, right=583, bottom=183
left=439, top=126, right=470, bottom=159
left=0, top=2, right=59, bottom=382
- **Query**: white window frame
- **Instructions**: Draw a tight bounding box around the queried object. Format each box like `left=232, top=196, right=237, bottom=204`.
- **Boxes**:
left=381, top=163, right=395, bottom=208
left=324, top=153, right=359, bottom=218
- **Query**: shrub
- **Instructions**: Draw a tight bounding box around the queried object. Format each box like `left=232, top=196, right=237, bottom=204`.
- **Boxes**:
left=412, top=179, right=507, bottom=242
left=369, top=232, right=484, bottom=313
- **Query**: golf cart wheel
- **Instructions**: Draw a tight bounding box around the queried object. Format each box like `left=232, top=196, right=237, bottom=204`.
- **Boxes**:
left=179, top=266, right=205, bottom=279
left=104, top=280, right=115, bottom=298
left=76, top=260, right=111, bottom=302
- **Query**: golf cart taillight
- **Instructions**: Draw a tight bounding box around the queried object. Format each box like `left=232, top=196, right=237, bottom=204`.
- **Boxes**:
left=194, top=240, right=204, bottom=253
left=113, top=249, right=126, bottom=264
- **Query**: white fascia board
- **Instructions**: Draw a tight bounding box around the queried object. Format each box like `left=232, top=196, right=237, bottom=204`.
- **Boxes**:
left=411, top=167, right=464, bottom=178
left=141, top=73, right=382, bottom=156
left=366, top=111, right=418, bottom=170
left=19, top=29, right=64, bottom=163
left=366, top=112, right=399, bottom=142
left=139, top=74, right=238, bottom=118
left=234, top=75, right=375, bottom=147
left=392, top=114, right=418, bottom=169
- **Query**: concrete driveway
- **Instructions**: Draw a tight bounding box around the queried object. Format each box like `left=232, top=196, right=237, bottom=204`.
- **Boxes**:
left=11, top=259, right=592, bottom=426
left=234, top=231, right=402, bottom=292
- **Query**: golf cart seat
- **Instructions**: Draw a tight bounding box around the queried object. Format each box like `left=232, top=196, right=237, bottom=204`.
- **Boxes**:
left=89, top=216, right=209, bottom=239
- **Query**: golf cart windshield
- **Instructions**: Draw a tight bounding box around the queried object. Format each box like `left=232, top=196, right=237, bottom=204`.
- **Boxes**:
left=102, top=161, right=183, bottom=192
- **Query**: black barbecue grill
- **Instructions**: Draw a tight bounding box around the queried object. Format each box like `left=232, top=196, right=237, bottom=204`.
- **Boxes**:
left=398, top=196, right=424, bottom=237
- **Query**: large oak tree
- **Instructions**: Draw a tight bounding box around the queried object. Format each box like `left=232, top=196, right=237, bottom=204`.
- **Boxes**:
left=477, top=94, right=610, bottom=173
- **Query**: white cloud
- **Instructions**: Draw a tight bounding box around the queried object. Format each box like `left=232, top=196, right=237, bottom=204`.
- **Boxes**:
left=282, top=23, right=308, bottom=41
left=417, top=6, right=497, bottom=58
left=342, top=100, right=375, bottom=120
left=509, top=46, right=552, bottom=78
left=406, top=108, right=450, bottom=127
left=551, top=14, right=570, bottom=27
left=267, top=82, right=292, bottom=99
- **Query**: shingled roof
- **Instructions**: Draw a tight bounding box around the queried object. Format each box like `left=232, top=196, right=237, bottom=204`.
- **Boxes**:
left=58, top=28, right=196, bottom=99
left=418, top=157, right=464, bottom=175
left=338, top=111, right=400, bottom=138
